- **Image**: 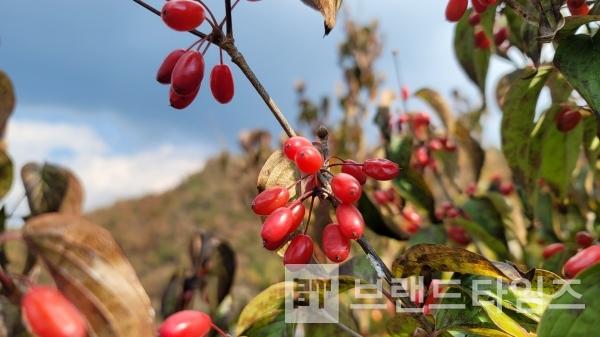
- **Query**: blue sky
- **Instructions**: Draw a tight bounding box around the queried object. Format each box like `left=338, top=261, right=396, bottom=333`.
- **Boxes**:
left=0, top=0, right=519, bottom=217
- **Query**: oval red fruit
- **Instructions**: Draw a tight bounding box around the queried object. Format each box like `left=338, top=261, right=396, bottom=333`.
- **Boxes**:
left=322, top=223, right=351, bottom=262
left=498, top=181, right=514, bottom=195
left=252, top=186, right=290, bottom=215
left=263, top=235, right=288, bottom=251
left=557, top=109, right=582, bottom=132
left=542, top=242, right=566, bottom=259
left=471, top=0, right=487, bottom=14
left=331, top=173, right=362, bottom=203
left=567, top=0, right=586, bottom=7
left=362, top=158, right=400, bottom=181
left=445, top=0, right=468, bottom=22
left=172, top=50, right=205, bottom=96
left=494, top=27, right=509, bottom=46
left=287, top=200, right=306, bottom=234
left=373, top=190, right=389, bottom=205
left=474, top=30, right=491, bottom=49
left=157, top=49, right=186, bottom=84
left=169, top=85, right=200, bottom=110
left=563, top=245, right=600, bottom=278
left=294, top=146, right=323, bottom=174
left=447, top=226, right=471, bottom=245
left=283, top=137, right=313, bottom=161
left=570, top=3, right=590, bottom=15
left=161, top=0, right=206, bottom=32
left=401, top=85, right=410, bottom=101
left=477, top=0, right=496, bottom=5
left=21, top=286, right=87, bottom=337
left=575, top=231, right=594, bottom=248
left=336, top=203, right=365, bottom=240
left=210, top=64, right=234, bottom=104
left=261, top=207, right=294, bottom=244
left=283, top=234, right=314, bottom=271
left=341, top=160, right=368, bottom=185
left=468, top=12, right=481, bottom=26
left=158, top=310, right=212, bottom=337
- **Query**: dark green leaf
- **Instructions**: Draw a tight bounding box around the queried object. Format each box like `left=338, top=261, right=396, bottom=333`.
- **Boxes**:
left=386, top=314, right=423, bottom=337
left=462, top=197, right=509, bottom=258
left=386, top=134, right=413, bottom=170
left=520, top=3, right=542, bottom=73
left=582, top=115, right=600, bottom=176
left=357, top=192, right=410, bottom=240
left=408, top=225, right=447, bottom=246
left=553, top=15, right=600, bottom=43
left=393, top=168, right=435, bottom=216
left=454, top=8, right=490, bottom=95
left=450, top=218, right=508, bottom=258
left=504, top=1, right=526, bottom=51
left=534, top=191, right=560, bottom=244
left=545, top=70, right=574, bottom=102
left=338, top=255, right=379, bottom=284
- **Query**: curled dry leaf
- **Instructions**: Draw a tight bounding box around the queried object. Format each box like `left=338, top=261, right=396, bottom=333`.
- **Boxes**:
left=22, top=213, right=156, bottom=336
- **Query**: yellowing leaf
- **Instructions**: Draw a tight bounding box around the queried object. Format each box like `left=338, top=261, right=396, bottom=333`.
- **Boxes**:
left=0, top=150, right=13, bottom=201
left=257, top=150, right=300, bottom=200
left=415, top=88, right=455, bottom=136
left=0, top=70, right=15, bottom=136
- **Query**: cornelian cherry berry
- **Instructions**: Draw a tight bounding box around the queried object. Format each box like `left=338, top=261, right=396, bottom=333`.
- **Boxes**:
left=542, top=243, right=566, bottom=259
left=331, top=173, right=362, bottom=203
left=169, top=85, right=200, bottom=110
left=362, top=158, right=400, bottom=181
left=465, top=182, right=477, bottom=196
left=322, top=223, right=351, bottom=263
left=446, top=208, right=460, bottom=219
left=575, top=231, right=594, bottom=248
left=568, top=0, right=586, bottom=7
left=447, top=226, right=471, bottom=245
left=283, top=234, right=314, bottom=271
left=172, top=50, right=205, bottom=96
left=416, top=147, right=430, bottom=166
left=494, top=27, right=509, bottom=46
left=570, top=4, right=590, bottom=15
left=286, top=200, right=306, bottom=234
left=428, top=139, right=444, bottom=152
left=157, top=49, right=186, bottom=84
left=471, top=0, right=487, bottom=13
left=158, top=310, right=212, bottom=337
left=21, top=286, right=87, bottom=337
left=294, top=146, right=323, bottom=174
left=341, top=160, right=368, bottom=185
left=336, top=203, right=365, bottom=240
left=401, top=85, right=410, bottom=101
left=263, top=236, right=288, bottom=251
left=283, top=137, right=313, bottom=161
left=373, top=190, right=389, bottom=205
left=413, top=112, right=431, bottom=127
left=474, top=30, right=491, bottom=49
left=468, top=12, right=481, bottom=26
left=252, top=186, right=290, bottom=215
left=477, top=0, right=496, bottom=5
left=563, top=245, right=600, bottom=278
left=161, top=0, right=206, bottom=32
left=261, top=207, right=293, bottom=244
left=498, top=181, right=514, bottom=196
left=556, top=109, right=582, bottom=132
left=445, top=0, right=468, bottom=22
left=210, top=64, right=234, bottom=104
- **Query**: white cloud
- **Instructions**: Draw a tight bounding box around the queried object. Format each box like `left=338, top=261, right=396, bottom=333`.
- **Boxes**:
left=3, top=118, right=213, bottom=223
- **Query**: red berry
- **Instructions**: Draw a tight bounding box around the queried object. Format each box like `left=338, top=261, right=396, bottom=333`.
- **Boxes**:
left=570, top=4, right=590, bottom=15
left=294, top=146, right=323, bottom=174
left=398, top=113, right=410, bottom=125
left=304, top=174, right=318, bottom=191
left=252, top=186, right=290, bottom=215
left=477, top=0, right=496, bottom=5
left=159, top=310, right=211, bottom=337
left=401, top=85, right=410, bottom=101
left=261, top=207, right=294, bottom=244
left=404, top=220, right=420, bottom=234
left=362, top=158, right=400, bottom=181
left=263, top=235, right=288, bottom=251
left=286, top=200, right=306, bottom=235
left=557, top=110, right=582, bottom=132
left=283, top=137, right=313, bottom=161
left=447, top=226, right=471, bottom=245
left=209, top=64, right=234, bottom=104
left=336, top=203, right=365, bottom=240
left=434, top=208, right=445, bottom=220
left=157, top=49, right=186, bottom=84
left=342, top=160, right=368, bottom=185
left=322, top=223, right=351, bottom=262
left=161, top=0, right=206, bottom=32
left=172, top=50, right=205, bottom=96
left=21, top=286, right=87, bottom=337
left=331, top=173, right=363, bottom=204
left=384, top=189, right=395, bottom=202
left=416, top=147, right=430, bottom=166
left=563, top=245, right=600, bottom=278
left=568, top=0, right=586, bottom=7
left=471, top=0, right=487, bottom=14
left=542, top=243, right=566, bottom=259
left=413, top=112, right=431, bottom=127
left=283, top=234, right=314, bottom=271
left=440, top=201, right=453, bottom=211
left=403, top=209, right=422, bottom=226
left=575, top=231, right=594, bottom=248
left=474, top=30, right=491, bottom=49
left=445, top=0, right=468, bottom=22
left=446, top=208, right=460, bottom=219
left=465, top=182, right=477, bottom=196
left=468, top=12, right=481, bottom=26
left=373, top=190, right=389, bottom=205
left=494, top=27, right=509, bottom=46
left=169, top=85, right=200, bottom=110
left=428, top=139, right=444, bottom=152
left=498, top=181, right=514, bottom=196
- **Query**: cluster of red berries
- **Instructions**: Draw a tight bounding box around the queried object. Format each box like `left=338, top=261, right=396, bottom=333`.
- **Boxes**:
left=567, top=0, right=590, bottom=15
left=435, top=201, right=472, bottom=246
left=413, top=137, right=457, bottom=171
left=555, top=104, right=583, bottom=133
left=542, top=231, right=600, bottom=279
left=487, top=173, right=515, bottom=196
left=396, top=111, right=431, bottom=139
left=252, top=136, right=400, bottom=271
left=157, top=0, right=235, bottom=109
left=445, top=0, right=496, bottom=22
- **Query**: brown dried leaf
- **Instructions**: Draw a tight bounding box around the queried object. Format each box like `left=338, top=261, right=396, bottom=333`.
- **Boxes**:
left=21, top=163, right=83, bottom=216
left=23, top=213, right=156, bottom=336
left=0, top=70, right=15, bottom=136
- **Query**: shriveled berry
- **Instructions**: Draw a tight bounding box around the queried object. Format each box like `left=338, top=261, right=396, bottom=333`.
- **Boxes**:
left=283, top=234, right=314, bottom=271
left=471, top=0, right=487, bottom=14
left=283, top=137, right=313, bottom=160
left=474, top=30, right=491, bottom=49
left=563, top=245, right=600, bottom=278
left=445, top=0, right=468, bottom=22
left=331, top=173, right=362, bottom=203
left=494, top=27, right=509, bottom=46
left=295, top=146, right=323, bottom=174
left=556, top=109, right=582, bottom=132
left=169, top=85, right=200, bottom=110
left=336, top=203, right=365, bottom=240
left=159, top=310, right=211, bottom=337
left=161, top=0, right=206, bottom=32
left=210, top=64, right=234, bottom=104
left=252, top=186, right=290, bottom=215
left=21, top=286, right=87, bottom=337
left=172, top=50, right=205, bottom=96
left=157, top=49, right=186, bottom=84
left=322, top=223, right=351, bottom=262
left=261, top=207, right=293, bottom=244
left=542, top=243, right=566, bottom=259
left=575, top=231, right=594, bottom=248
left=362, top=158, right=400, bottom=181
left=447, top=226, right=471, bottom=245
left=341, top=160, right=368, bottom=185
left=286, top=200, right=306, bottom=234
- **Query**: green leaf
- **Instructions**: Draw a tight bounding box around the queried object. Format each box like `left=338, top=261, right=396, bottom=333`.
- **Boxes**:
left=357, top=192, right=409, bottom=240
left=450, top=218, right=508, bottom=258
left=408, top=225, right=447, bottom=246
left=554, top=33, right=600, bottom=118
left=462, top=197, right=509, bottom=258
left=500, top=66, right=552, bottom=202
left=0, top=150, right=13, bottom=200
left=455, top=121, right=486, bottom=181
left=538, top=263, right=600, bottom=336
left=504, top=1, right=526, bottom=51
left=454, top=8, right=490, bottom=94
left=393, top=168, right=435, bottom=216
left=545, top=70, right=574, bottom=102
left=534, top=191, right=560, bottom=244
left=582, top=116, right=600, bottom=176
left=553, top=15, right=600, bottom=43
left=386, top=314, right=422, bottom=337
left=386, top=134, right=413, bottom=171
left=496, top=69, right=524, bottom=107
left=520, top=3, right=542, bottom=73
left=338, top=255, right=379, bottom=284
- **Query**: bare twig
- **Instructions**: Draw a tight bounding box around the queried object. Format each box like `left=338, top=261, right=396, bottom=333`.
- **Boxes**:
left=503, top=0, right=540, bottom=28
left=225, top=0, right=234, bottom=38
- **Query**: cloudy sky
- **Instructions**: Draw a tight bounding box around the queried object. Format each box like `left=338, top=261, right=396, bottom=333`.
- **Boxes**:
left=0, top=0, right=519, bottom=221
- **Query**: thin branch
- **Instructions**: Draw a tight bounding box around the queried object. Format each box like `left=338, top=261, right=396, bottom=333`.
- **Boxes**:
left=225, top=0, right=234, bottom=38
left=503, top=0, right=540, bottom=28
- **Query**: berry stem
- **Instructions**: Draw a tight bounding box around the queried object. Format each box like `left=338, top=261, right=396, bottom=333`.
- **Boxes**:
left=392, top=50, right=407, bottom=112
left=327, top=162, right=363, bottom=168
left=224, top=0, right=234, bottom=38
left=197, top=0, right=219, bottom=30
left=210, top=323, right=229, bottom=337
left=219, top=46, right=224, bottom=65
left=218, top=0, right=240, bottom=29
